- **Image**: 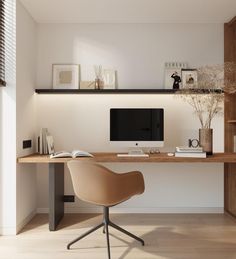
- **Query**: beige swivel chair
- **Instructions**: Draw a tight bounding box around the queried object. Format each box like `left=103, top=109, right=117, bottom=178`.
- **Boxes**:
left=67, top=160, right=145, bottom=259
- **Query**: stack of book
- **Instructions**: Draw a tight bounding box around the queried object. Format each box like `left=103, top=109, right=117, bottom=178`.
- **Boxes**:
left=175, top=146, right=206, bottom=158
left=38, top=128, right=54, bottom=155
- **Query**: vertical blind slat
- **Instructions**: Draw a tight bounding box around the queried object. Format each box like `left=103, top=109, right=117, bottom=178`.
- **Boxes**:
left=0, top=0, right=6, bottom=86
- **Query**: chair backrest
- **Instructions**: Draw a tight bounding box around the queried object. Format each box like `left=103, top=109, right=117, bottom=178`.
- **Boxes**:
left=67, top=160, right=121, bottom=206
left=67, top=160, right=145, bottom=207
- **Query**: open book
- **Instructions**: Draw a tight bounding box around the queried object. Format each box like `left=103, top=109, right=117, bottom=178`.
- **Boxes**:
left=50, top=150, right=93, bottom=158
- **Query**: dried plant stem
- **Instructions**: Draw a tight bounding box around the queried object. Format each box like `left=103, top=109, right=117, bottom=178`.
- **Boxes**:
left=176, top=63, right=236, bottom=129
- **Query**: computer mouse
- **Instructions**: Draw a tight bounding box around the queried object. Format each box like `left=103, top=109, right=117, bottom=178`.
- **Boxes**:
left=167, top=152, right=174, bottom=156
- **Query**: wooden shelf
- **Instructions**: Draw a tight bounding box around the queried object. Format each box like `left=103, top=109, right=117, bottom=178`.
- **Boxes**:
left=35, top=89, right=178, bottom=94
left=227, top=120, right=236, bottom=124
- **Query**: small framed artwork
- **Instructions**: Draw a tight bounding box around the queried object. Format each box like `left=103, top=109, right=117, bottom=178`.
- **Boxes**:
left=164, top=62, right=187, bottom=89
left=52, top=64, right=79, bottom=89
left=103, top=69, right=116, bottom=89
left=181, top=69, right=197, bottom=88
left=165, top=68, right=182, bottom=89
left=79, top=81, right=95, bottom=90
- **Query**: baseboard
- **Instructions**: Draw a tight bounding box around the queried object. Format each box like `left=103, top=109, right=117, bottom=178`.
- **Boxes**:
left=16, top=209, right=36, bottom=234
left=37, top=208, right=48, bottom=213
left=0, top=210, right=36, bottom=235
left=37, top=207, right=224, bottom=214
left=0, top=226, right=17, bottom=235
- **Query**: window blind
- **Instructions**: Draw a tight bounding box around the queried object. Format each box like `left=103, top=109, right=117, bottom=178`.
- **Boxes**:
left=0, top=0, right=6, bottom=86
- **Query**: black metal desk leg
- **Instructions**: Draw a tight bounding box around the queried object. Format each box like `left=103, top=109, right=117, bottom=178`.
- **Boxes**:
left=49, top=163, right=64, bottom=231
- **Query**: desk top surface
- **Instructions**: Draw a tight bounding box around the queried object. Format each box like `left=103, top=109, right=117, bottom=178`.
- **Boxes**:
left=17, top=152, right=236, bottom=163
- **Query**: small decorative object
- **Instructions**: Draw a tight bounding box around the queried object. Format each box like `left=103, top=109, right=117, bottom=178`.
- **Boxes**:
left=164, top=62, right=187, bottom=89
left=188, top=138, right=200, bottom=148
left=103, top=69, right=116, bottom=89
left=80, top=81, right=95, bottom=90
left=177, top=63, right=236, bottom=155
left=53, top=64, right=79, bottom=89
left=181, top=69, right=197, bottom=88
left=94, top=65, right=104, bottom=90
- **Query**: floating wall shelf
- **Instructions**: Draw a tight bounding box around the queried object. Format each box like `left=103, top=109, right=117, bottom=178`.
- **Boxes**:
left=35, top=89, right=178, bottom=94
left=35, top=89, right=222, bottom=94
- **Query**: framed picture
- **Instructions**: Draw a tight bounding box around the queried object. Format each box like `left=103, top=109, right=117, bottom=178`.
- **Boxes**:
left=79, top=81, right=95, bottom=90
left=52, top=64, right=79, bottom=89
left=103, top=69, right=116, bottom=89
left=164, top=62, right=187, bottom=89
left=165, top=68, right=182, bottom=89
left=181, top=69, right=197, bottom=88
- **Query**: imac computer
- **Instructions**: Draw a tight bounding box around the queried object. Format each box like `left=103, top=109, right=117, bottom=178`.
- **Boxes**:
left=110, top=108, right=164, bottom=157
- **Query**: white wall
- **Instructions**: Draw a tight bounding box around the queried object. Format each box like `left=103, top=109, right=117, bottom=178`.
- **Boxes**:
left=36, top=23, right=224, bottom=213
left=36, top=23, right=223, bottom=89
left=16, top=1, right=37, bottom=232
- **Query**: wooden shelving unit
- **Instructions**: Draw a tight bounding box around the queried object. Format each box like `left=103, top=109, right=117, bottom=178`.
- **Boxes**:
left=224, top=16, right=236, bottom=217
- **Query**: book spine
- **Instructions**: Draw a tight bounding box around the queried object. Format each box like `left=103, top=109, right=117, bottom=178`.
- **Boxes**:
left=40, top=128, right=49, bottom=155
left=44, top=128, right=49, bottom=154
left=176, top=148, right=203, bottom=152
left=45, top=129, right=49, bottom=154
left=175, top=152, right=206, bottom=158
left=37, top=136, right=40, bottom=153
left=39, top=129, right=43, bottom=155
left=42, top=128, right=46, bottom=154
left=176, top=150, right=203, bottom=153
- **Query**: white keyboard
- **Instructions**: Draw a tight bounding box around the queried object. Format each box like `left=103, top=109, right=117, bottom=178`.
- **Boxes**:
left=117, top=154, right=149, bottom=157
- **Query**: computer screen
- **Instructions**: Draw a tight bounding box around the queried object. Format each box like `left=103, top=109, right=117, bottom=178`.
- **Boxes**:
left=110, top=108, right=164, bottom=147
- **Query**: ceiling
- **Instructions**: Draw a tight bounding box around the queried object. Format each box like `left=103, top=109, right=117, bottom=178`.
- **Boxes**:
left=20, top=0, right=236, bottom=24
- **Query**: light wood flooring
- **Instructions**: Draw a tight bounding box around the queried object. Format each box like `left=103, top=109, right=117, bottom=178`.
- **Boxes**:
left=1, top=213, right=236, bottom=259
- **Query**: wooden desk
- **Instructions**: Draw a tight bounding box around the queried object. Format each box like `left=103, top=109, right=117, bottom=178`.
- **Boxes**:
left=18, top=152, right=236, bottom=163
left=18, top=152, right=236, bottom=231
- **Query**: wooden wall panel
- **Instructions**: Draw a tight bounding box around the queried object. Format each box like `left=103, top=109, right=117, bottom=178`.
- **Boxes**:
left=224, top=16, right=236, bottom=216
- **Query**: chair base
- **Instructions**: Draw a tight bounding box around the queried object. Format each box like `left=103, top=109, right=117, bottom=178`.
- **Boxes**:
left=67, top=207, right=145, bottom=259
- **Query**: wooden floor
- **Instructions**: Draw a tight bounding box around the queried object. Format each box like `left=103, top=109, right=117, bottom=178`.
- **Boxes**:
left=1, top=213, right=236, bottom=259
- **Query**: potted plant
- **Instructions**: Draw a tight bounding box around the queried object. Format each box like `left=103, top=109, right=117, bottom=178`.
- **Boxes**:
left=177, top=62, right=236, bottom=155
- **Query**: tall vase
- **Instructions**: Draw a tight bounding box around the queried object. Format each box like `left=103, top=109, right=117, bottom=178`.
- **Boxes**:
left=199, top=128, right=213, bottom=155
